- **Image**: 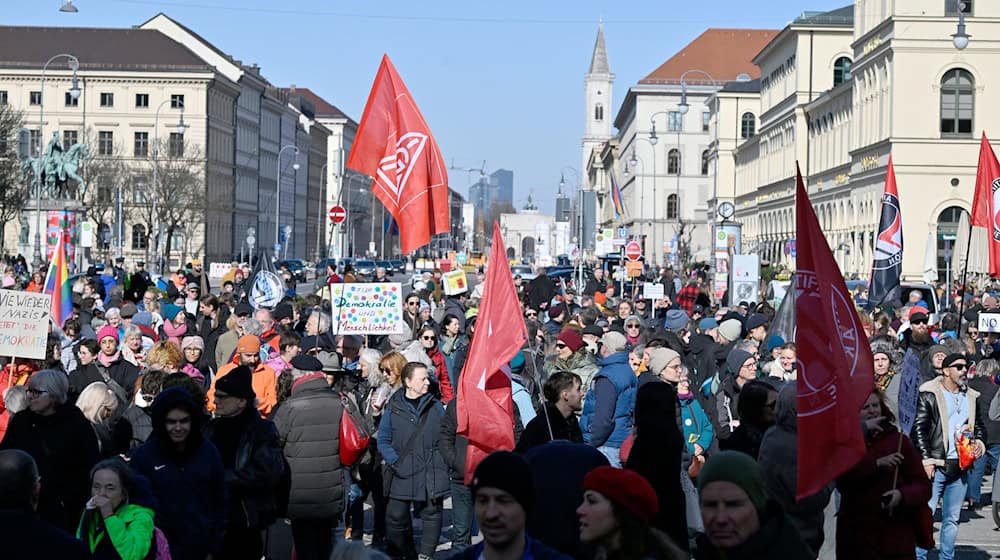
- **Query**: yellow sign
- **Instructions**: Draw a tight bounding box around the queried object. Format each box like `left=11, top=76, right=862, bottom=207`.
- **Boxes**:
left=442, top=270, right=468, bottom=295
left=625, top=261, right=643, bottom=278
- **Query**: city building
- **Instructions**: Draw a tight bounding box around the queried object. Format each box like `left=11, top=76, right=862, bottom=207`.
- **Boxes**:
left=499, top=207, right=556, bottom=264
left=581, top=23, right=615, bottom=255
left=716, top=1, right=994, bottom=284
left=605, top=28, right=777, bottom=266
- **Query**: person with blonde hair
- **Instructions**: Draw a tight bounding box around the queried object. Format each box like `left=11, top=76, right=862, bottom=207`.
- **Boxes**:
left=145, top=341, right=182, bottom=374
left=76, top=381, right=128, bottom=458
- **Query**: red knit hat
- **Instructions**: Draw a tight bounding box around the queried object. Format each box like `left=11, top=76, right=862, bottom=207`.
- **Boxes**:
left=583, top=466, right=658, bottom=523
left=556, top=329, right=584, bottom=353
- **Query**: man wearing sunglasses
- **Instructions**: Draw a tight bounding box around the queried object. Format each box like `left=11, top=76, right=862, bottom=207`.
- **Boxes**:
left=902, top=310, right=933, bottom=356
left=913, top=353, right=985, bottom=560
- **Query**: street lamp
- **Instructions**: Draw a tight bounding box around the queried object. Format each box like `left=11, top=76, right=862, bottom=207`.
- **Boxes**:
left=275, top=145, right=300, bottom=260
left=316, top=163, right=327, bottom=262
left=952, top=1, right=971, bottom=50
left=631, top=139, right=655, bottom=263
left=151, top=98, right=185, bottom=273
left=33, top=53, right=80, bottom=272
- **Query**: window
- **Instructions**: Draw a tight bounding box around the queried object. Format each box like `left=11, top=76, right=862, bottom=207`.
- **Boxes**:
left=667, top=149, right=681, bottom=175
left=29, top=130, right=41, bottom=156
left=96, top=179, right=112, bottom=203
left=0, top=91, right=7, bottom=105
left=64, top=91, right=78, bottom=107
left=945, top=0, right=972, bottom=15
left=131, top=224, right=147, bottom=250
left=62, top=130, right=77, bottom=150
left=941, top=69, right=974, bottom=136
left=741, top=112, right=756, bottom=139
left=668, top=111, right=682, bottom=132
left=100, top=93, right=114, bottom=107
left=168, top=132, right=184, bottom=157
left=833, top=57, right=853, bottom=87
left=133, top=176, right=148, bottom=203
left=29, top=91, right=41, bottom=105
left=594, top=103, right=604, bottom=121
left=134, top=132, right=149, bottom=157
left=666, top=194, right=679, bottom=220
left=170, top=94, right=185, bottom=109
left=135, top=93, right=149, bottom=108
left=701, top=150, right=711, bottom=176
left=98, top=131, right=114, bottom=155
left=702, top=111, right=710, bottom=132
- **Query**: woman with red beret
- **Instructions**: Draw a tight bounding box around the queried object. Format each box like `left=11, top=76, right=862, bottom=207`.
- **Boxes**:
left=576, top=466, right=686, bottom=560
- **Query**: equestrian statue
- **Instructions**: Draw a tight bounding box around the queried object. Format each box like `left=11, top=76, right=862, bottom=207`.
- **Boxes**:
left=19, top=131, right=91, bottom=200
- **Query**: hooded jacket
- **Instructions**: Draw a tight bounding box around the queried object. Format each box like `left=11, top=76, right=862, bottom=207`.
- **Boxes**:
left=579, top=351, right=637, bottom=448
left=757, top=385, right=832, bottom=556
left=0, top=403, right=100, bottom=533
left=271, top=375, right=345, bottom=520
left=128, top=387, right=227, bottom=560
left=911, top=376, right=985, bottom=466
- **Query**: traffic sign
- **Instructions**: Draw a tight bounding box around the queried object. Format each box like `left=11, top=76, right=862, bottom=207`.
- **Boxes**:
left=329, top=205, right=347, bottom=224
left=625, top=241, right=642, bottom=261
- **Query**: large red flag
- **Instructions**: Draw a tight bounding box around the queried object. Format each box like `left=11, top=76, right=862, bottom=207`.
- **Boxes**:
left=795, top=163, right=873, bottom=499
left=346, top=55, right=450, bottom=254
left=457, top=223, right=527, bottom=483
left=970, top=132, right=1000, bottom=277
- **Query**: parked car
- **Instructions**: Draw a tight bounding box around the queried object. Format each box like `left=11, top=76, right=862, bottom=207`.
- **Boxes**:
left=354, top=259, right=377, bottom=278
left=510, top=265, right=537, bottom=281
left=376, top=260, right=394, bottom=277
left=898, top=282, right=941, bottom=324
left=314, top=258, right=337, bottom=277
left=388, top=259, right=405, bottom=274
left=278, top=259, right=308, bottom=283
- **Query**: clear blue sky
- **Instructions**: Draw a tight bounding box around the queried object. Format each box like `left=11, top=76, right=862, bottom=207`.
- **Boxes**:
left=6, top=0, right=847, bottom=212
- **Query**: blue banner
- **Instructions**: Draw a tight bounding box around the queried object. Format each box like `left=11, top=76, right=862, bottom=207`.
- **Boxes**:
left=897, top=348, right=921, bottom=435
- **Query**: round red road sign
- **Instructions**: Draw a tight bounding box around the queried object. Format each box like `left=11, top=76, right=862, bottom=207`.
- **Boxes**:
left=625, top=241, right=642, bottom=261
left=329, top=205, right=347, bottom=224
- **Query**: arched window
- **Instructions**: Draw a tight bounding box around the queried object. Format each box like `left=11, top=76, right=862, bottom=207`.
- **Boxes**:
left=594, top=103, right=604, bottom=121
left=833, top=57, right=853, bottom=87
left=666, top=194, right=679, bottom=220
left=937, top=206, right=968, bottom=281
left=667, top=149, right=681, bottom=175
left=701, top=150, right=710, bottom=176
left=131, top=224, right=147, bottom=250
left=941, top=69, right=974, bottom=136
left=741, top=112, right=756, bottom=139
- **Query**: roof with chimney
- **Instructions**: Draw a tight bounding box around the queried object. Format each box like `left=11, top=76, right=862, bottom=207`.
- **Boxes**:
left=0, top=25, right=212, bottom=72
left=639, top=28, right=778, bottom=84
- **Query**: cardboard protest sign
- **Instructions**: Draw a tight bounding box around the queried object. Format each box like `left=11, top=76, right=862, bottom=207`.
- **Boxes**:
left=0, top=289, right=52, bottom=360
left=330, top=283, right=406, bottom=335
left=443, top=270, right=468, bottom=295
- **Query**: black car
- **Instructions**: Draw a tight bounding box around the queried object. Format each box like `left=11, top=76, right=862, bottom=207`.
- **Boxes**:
left=277, top=260, right=307, bottom=283
left=388, top=259, right=405, bottom=275
left=354, top=259, right=377, bottom=278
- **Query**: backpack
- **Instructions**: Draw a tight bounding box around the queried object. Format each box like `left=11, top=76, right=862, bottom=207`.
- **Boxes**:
left=339, top=392, right=372, bottom=467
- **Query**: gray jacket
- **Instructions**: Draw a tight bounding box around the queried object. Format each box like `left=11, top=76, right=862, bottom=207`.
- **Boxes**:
left=377, top=390, right=450, bottom=501
left=272, top=376, right=345, bottom=519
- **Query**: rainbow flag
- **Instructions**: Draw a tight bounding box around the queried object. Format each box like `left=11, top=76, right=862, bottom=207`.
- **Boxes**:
left=43, top=237, right=72, bottom=328
left=610, top=169, right=625, bottom=221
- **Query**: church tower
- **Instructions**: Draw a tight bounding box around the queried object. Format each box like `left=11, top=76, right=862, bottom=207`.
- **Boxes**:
left=582, top=22, right=614, bottom=178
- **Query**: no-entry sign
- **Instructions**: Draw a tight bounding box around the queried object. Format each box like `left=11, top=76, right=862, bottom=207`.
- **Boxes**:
left=329, top=205, right=347, bottom=224
left=625, top=241, right=642, bottom=261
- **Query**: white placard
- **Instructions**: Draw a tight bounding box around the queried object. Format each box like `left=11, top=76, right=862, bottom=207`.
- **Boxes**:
left=643, top=282, right=664, bottom=301
left=979, top=313, right=1000, bottom=333
left=209, top=262, right=231, bottom=279
left=330, top=283, right=406, bottom=335
left=0, top=289, right=52, bottom=359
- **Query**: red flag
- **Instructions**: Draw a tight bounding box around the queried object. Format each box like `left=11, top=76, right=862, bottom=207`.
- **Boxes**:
left=795, top=163, right=873, bottom=499
left=971, top=132, right=1000, bottom=277
left=346, top=55, right=450, bottom=254
left=457, top=223, right=527, bottom=483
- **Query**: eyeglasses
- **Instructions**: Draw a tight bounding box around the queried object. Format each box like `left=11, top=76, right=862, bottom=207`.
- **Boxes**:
left=526, top=312, right=537, bottom=318
left=26, top=388, right=48, bottom=397
left=626, top=324, right=640, bottom=330
left=422, top=336, right=437, bottom=341
left=407, top=301, right=419, bottom=306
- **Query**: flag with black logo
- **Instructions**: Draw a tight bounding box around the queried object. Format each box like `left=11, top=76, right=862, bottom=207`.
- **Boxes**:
left=867, top=156, right=902, bottom=310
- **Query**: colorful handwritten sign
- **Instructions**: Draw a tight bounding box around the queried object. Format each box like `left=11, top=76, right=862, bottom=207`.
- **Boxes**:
left=330, top=283, right=405, bottom=335
left=443, top=270, right=468, bottom=295
left=0, top=289, right=53, bottom=359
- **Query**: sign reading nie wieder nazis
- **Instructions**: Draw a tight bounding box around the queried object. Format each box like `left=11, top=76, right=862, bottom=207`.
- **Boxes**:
left=0, top=289, right=52, bottom=360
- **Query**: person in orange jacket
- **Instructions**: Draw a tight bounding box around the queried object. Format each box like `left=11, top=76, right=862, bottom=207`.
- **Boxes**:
left=207, top=335, right=277, bottom=417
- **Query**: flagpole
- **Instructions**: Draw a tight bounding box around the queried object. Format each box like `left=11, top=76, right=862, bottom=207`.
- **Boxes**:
left=956, top=219, right=974, bottom=335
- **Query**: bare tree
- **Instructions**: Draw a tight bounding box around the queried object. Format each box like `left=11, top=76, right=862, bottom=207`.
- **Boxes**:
left=0, top=104, right=29, bottom=250
left=81, top=127, right=129, bottom=262
left=142, top=138, right=207, bottom=268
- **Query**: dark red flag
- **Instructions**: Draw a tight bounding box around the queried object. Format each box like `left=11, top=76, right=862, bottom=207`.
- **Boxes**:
left=457, top=223, right=527, bottom=483
left=970, top=132, right=1000, bottom=277
left=795, top=163, right=873, bottom=499
left=346, top=55, right=450, bottom=254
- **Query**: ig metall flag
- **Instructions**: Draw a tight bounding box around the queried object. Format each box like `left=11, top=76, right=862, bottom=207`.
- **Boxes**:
left=867, top=155, right=902, bottom=311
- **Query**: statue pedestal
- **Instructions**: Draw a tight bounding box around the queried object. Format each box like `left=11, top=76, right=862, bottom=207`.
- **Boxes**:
left=22, top=199, right=89, bottom=273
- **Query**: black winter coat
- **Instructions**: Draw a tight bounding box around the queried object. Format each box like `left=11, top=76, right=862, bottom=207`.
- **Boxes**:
left=123, top=403, right=153, bottom=449
left=911, top=377, right=986, bottom=466
left=97, top=356, right=141, bottom=401
left=271, top=376, right=345, bottom=520
left=0, top=509, right=90, bottom=560
left=694, top=501, right=813, bottom=560
left=515, top=402, right=583, bottom=453
left=969, top=376, right=1000, bottom=447
left=128, top=388, right=227, bottom=560
left=377, top=391, right=449, bottom=501
left=439, top=399, right=469, bottom=482
left=0, top=404, right=100, bottom=533
left=205, top=407, right=288, bottom=529
left=68, top=363, right=104, bottom=403
left=198, top=308, right=230, bottom=371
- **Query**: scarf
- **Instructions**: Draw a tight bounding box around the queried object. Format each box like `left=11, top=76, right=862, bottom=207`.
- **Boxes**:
left=875, top=369, right=895, bottom=392
left=98, top=350, right=120, bottom=368
left=163, top=320, right=187, bottom=346
left=181, top=363, right=205, bottom=382
left=440, top=334, right=458, bottom=355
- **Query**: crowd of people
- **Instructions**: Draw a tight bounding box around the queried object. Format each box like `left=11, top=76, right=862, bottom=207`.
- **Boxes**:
left=0, top=255, right=996, bottom=560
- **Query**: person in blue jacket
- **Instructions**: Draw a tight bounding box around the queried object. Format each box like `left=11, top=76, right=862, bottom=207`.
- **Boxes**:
left=579, top=331, right=638, bottom=467
left=678, top=371, right=714, bottom=460
left=128, top=386, right=227, bottom=560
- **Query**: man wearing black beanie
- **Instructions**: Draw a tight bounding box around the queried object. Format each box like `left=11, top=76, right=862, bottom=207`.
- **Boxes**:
left=447, top=451, right=570, bottom=560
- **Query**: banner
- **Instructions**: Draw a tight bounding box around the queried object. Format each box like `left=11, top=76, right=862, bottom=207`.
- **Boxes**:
left=897, top=349, right=921, bottom=435
left=46, top=210, right=77, bottom=269
left=330, top=283, right=406, bottom=335
left=0, top=289, right=52, bottom=360
left=971, top=132, right=1000, bottom=277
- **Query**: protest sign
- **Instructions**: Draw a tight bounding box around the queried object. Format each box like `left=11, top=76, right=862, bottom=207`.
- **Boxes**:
left=0, top=289, right=52, bottom=360
left=642, top=282, right=664, bottom=301
left=209, top=262, right=231, bottom=279
left=330, top=283, right=406, bottom=335
left=443, top=269, right=469, bottom=295
left=897, top=348, right=921, bottom=435
left=979, top=312, right=1000, bottom=333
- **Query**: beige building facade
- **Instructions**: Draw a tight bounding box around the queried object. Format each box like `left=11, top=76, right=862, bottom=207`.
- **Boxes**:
left=718, top=1, right=997, bottom=284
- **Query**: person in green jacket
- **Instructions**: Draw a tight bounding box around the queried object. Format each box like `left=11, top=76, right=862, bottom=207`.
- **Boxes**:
left=78, top=458, right=155, bottom=560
